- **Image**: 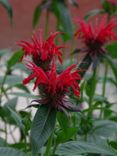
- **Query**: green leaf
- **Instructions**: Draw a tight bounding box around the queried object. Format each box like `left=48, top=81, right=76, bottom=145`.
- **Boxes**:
left=57, top=112, right=69, bottom=132
left=52, top=1, right=73, bottom=41
left=0, top=147, right=27, bottom=156
left=90, top=120, right=117, bottom=138
left=106, top=42, right=117, bottom=59
left=84, top=9, right=102, bottom=20
left=56, top=140, right=117, bottom=156
left=31, top=106, right=56, bottom=156
left=7, top=107, right=24, bottom=131
left=77, top=54, right=92, bottom=80
left=105, top=55, right=117, bottom=82
left=56, top=127, right=78, bottom=144
left=4, top=97, right=18, bottom=110
left=3, top=104, right=25, bottom=131
left=0, top=137, right=7, bottom=147
left=9, top=92, right=37, bottom=99
left=0, top=75, right=23, bottom=86
left=0, top=0, right=13, bottom=22
left=33, top=4, right=42, bottom=28
left=7, top=50, right=23, bottom=69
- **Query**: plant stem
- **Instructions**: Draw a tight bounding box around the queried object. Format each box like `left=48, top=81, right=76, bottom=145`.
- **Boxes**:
left=88, top=68, right=97, bottom=117
left=102, top=62, right=108, bottom=97
left=100, top=62, right=108, bottom=118
left=44, top=10, right=50, bottom=39
left=44, top=132, right=53, bottom=156
left=0, top=70, right=8, bottom=104
left=77, top=54, right=92, bottom=83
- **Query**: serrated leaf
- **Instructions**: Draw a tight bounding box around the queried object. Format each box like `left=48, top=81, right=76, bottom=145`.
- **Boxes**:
left=0, top=147, right=27, bottom=156
left=31, top=106, right=56, bottom=156
left=0, top=0, right=13, bottom=22
left=56, top=140, right=117, bottom=156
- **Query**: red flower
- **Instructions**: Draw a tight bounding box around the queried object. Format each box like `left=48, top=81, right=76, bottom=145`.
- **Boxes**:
left=23, top=60, right=81, bottom=113
left=19, top=32, right=63, bottom=70
left=75, top=16, right=117, bottom=57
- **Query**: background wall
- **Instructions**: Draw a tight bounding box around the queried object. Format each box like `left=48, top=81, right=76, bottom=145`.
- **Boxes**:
left=0, top=0, right=100, bottom=50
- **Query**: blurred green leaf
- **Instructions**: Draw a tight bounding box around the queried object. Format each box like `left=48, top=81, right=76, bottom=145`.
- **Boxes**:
left=90, top=120, right=117, bottom=138
left=56, top=127, right=77, bottom=144
left=0, top=0, right=13, bottom=22
left=0, top=75, right=23, bottom=86
left=57, top=112, right=69, bottom=132
left=0, top=137, right=7, bottom=147
left=7, top=107, right=24, bottom=131
left=33, top=4, right=42, bottom=28
left=105, top=55, right=117, bottom=82
left=0, top=147, right=27, bottom=156
left=9, top=92, right=37, bottom=99
left=51, top=1, right=73, bottom=41
left=4, top=97, right=18, bottom=110
left=7, top=50, right=23, bottom=69
left=84, top=9, right=102, bottom=20
left=56, top=140, right=117, bottom=156
left=106, top=42, right=117, bottom=59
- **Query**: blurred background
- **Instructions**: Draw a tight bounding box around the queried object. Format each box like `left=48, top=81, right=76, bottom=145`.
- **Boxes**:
left=0, top=0, right=100, bottom=50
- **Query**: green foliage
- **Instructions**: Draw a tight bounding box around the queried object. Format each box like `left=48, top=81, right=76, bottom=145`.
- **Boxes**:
left=56, top=140, right=117, bottom=156
left=0, top=147, right=27, bottom=156
left=1, top=1, right=117, bottom=156
left=0, top=0, right=13, bottom=22
left=31, top=106, right=56, bottom=156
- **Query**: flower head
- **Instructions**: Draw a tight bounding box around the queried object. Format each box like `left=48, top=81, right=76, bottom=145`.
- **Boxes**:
left=75, top=16, right=117, bottom=57
left=23, top=60, right=81, bottom=113
left=19, top=32, right=63, bottom=70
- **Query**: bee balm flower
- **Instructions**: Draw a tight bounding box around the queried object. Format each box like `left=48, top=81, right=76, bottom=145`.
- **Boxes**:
left=23, top=61, right=81, bottom=113
left=19, top=32, right=63, bottom=70
left=75, top=16, right=117, bottom=58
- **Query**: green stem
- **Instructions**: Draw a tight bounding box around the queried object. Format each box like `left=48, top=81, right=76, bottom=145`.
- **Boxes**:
left=52, top=143, right=57, bottom=156
left=44, top=10, right=50, bottom=39
left=102, top=62, right=108, bottom=97
left=44, top=132, right=53, bottom=156
left=88, top=68, right=97, bottom=117
left=77, top=53, right=92, bottom=83
left=0, top=70, right=9, bottom=104
left=100, top=62, right=108, bottom=118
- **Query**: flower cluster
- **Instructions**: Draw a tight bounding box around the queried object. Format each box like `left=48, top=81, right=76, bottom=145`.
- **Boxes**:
left=23, top=60, right=81, bottom=113
left=19, top=32, right=63, bottom=70
left=75, top=16, right=117, bottom=58
left=21, top=32, right=81, bottom=114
